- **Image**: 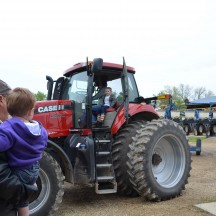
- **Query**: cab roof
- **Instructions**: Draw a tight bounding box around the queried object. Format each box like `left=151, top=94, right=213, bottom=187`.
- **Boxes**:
left=63, top=61, right=136, bottom=77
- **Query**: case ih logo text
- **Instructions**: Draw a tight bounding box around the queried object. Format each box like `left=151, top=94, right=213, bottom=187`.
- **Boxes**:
left=37, top=105, right=65, bottom=113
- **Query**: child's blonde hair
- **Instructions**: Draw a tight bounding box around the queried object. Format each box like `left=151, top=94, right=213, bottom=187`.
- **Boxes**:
left=7, top=87, right=36, bottom=117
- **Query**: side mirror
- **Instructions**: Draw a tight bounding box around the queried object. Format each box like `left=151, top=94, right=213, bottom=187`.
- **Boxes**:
left=46, top=75, right=53, bottom=90
left=53, top=77, right=65, bottom=100
left=91, top=58, right=103, bottom=73
left=46, top=75, right=53, bottom=100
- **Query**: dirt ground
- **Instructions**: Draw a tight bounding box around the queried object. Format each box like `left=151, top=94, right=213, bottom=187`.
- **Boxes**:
left=53, top=137, right=216, bottom=216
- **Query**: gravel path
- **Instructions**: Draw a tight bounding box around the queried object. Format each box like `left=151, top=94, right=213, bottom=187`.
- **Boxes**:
left=53, top=137, right=216, bottom=216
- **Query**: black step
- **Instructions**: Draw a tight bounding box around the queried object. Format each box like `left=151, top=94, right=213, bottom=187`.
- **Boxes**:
left=96, top=151, right=110, bottom=156
left=96, top=163, right=112, bottom=168
left=92, top=127, right=110, bottom=132
left=95, top=182, right=117, bottom=194
left=95, top=139, right=111, bottom=143
left=97, top=176, right=114, bottom=182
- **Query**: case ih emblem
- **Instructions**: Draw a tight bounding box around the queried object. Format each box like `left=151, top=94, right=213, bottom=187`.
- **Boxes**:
left=37, top=105, right=65, bottom=113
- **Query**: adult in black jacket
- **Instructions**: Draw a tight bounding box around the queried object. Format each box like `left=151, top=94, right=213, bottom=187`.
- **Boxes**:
left=0, top=153, right=37, bottom=216
left=0, top=79, right=37, bottom=216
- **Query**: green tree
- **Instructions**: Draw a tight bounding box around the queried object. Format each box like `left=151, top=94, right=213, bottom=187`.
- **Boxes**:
left=157, top=85, right=184, bottom=109
left=116, top=91, right=123, bottom=102
left=35, top=91, right=46, bottom=101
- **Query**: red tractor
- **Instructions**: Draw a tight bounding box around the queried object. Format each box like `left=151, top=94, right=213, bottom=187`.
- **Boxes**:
left=30, top=58, right=191, bottom=216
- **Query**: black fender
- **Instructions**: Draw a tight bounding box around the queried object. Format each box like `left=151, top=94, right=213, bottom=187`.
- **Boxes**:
left=129, top=111, right=159, bottom=123
left=46, top=139, right=74, bottom=183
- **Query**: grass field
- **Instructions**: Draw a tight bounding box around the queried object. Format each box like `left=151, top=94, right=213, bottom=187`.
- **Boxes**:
left=187, top=135, right=207, bottom=143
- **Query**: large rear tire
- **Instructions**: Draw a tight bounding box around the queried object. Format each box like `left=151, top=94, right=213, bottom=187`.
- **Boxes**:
left=112, top=120, right=145, bottom=196
left=127, top=119, right=191, bottom=201
left=29, top=152, right=64, bottom=216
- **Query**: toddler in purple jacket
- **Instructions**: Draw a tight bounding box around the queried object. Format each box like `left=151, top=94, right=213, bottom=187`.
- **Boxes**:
left=0, top=87, right=48, bottom=216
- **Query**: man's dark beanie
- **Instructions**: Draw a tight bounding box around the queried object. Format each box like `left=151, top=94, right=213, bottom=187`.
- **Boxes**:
left=0, top=79, right=11, bottom=95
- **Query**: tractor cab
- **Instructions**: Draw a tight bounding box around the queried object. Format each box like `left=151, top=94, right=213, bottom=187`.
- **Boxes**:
left=46, top=58, right=139, bottom=130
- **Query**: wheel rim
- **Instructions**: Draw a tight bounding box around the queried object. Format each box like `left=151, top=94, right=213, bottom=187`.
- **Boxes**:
left=29, top=169, right=51, bottom=214
left=184, top=125, right=189, bottom=133
left=213, top=125, right=216, bottom=134
left=199, top=125, right=203, bottom=133
left=151, top=135, right=186, bottom=188
left=206, top=127, right=210, bottom=136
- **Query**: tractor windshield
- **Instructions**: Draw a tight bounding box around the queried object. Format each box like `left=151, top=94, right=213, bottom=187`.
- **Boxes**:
left=62, top=71, right=88, bottom=103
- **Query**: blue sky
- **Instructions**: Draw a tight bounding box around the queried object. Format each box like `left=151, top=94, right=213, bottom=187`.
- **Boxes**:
left=0, top=0, right=215, bottom=97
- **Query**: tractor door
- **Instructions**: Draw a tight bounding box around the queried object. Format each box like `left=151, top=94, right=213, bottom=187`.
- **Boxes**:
left=61, top=71, right=88, bottom=128
left=121, top=57, right=129, bottom=123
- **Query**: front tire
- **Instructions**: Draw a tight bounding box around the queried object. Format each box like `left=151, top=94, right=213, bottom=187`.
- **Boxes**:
left=127, top=119, right=191, bottom=201
left=29, top=152, right=64, bottom=216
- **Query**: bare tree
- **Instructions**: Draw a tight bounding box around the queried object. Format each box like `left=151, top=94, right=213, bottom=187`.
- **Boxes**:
left=205, top=90, right=214, bottom=98
left=179, top=84, right=193, bottom=101
left=193, top=87, right=207, bottom=100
